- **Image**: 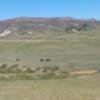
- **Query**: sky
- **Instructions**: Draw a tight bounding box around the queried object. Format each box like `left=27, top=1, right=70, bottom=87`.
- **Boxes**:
left=0, top=0, right=100, bottom=20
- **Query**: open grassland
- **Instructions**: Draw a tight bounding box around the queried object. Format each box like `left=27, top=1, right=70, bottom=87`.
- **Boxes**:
left=0, top=31, right=100, bottom=99
left=0, top=32, right=100, bottom=69
left=1, top=17, right=100, bottom=100
left=0, top=75, right=100, bottom=100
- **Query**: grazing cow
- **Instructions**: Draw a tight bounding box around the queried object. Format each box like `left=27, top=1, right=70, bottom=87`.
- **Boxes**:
left=16, top=58, right=20, bottom=61
left=40, top=58, right=51, bottom=62
left=45, top=58, right=51, bottom=62
left=40, top=58, right=43, bottom=62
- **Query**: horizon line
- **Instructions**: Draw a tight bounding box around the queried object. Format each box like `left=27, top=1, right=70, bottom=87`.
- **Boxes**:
left=0, top=16, right=99, bottom=21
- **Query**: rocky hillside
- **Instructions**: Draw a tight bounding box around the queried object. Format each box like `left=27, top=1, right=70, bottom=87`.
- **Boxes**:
left=0, top=17, right=99, bottom=39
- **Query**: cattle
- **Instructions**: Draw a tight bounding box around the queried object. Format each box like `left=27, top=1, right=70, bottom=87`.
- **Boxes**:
left=40, top=58, right=52, bottom=62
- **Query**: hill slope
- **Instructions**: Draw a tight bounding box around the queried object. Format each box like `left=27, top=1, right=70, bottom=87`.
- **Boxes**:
left=0, top=17, right=99, bottom=39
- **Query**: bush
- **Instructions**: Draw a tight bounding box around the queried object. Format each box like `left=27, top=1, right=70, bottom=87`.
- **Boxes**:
left=16, top=73, right=34, bottom=80
left=36, top=67, right=41, bottom=71
left=50, top=66, right=60, bottom=72
left=0, top=64, right=8, bottom=73
left=25, top=67, right=35, bottom=73
left=0, top=64, right=8, bottom=69
left=7, top=64, right=19, bottom=73
left=0, top=76, right=10, bottom=81
left=60, top=71, right=69, bottom=77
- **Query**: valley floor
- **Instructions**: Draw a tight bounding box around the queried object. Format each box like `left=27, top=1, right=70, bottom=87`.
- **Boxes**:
left=0, top=31, right=100, bottom=100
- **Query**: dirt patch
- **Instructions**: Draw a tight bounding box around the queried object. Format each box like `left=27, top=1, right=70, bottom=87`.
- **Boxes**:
left=70, top=69, right=97, bottom=76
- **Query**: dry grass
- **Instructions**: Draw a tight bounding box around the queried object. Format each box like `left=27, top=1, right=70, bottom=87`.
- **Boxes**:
left=0, top=76, right=100, bottom=100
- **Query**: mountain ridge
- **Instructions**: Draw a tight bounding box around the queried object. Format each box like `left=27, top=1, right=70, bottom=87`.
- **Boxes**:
left=0, top=16, right=99, bottom=39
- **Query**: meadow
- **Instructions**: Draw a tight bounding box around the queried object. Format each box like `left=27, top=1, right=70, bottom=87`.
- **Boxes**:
left=0, top=31, right=100, bottom=69
left=0, top=75, right=100, bottom=100
left=0, top=31, right=100, bottom=99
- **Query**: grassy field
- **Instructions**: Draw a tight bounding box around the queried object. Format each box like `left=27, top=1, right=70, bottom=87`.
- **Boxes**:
left=0, top=32, right=100, bottom=69
left=0, top=31, right=100, bottom=99
left=0, top=75, right=100, bottom=100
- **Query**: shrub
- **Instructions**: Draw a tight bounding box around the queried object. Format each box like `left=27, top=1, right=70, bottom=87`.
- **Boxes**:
left=7, top=64, right=19, bottom=73
left=9, top=64, right=19, bottom=69
left=0, top=64, right=8, bottom=73
left=60, top=71, right=69, bottom=77
left=0, top=76, right=10, bottom=81
left=25, top=67, right=35, bottom=73
left=16, top=73, right=34, bottom=80
left=50, top=66, right=60, bottom=72
left=36, top=67, right=41, bottom=71
left=0, top=64, right=8, bottom=69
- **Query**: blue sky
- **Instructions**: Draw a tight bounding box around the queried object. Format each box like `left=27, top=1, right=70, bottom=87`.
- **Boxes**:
left=0, top=0, right=100, bottom=20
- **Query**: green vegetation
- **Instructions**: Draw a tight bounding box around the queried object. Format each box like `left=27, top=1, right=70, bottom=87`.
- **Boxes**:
left=0, top=29, right=100, bottom=80
left=0, top=32, right=100, bottom=69
left=0, top=64, right=69, bottom=80
left=0, top=76, right=100, bottom=100
left=0, top=17, right=100, bottom=99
